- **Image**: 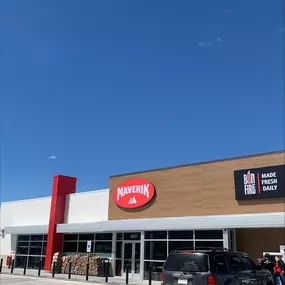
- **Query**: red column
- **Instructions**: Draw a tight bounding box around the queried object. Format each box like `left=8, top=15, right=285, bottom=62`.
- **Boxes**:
left=44, top=175, right=77, bottom=271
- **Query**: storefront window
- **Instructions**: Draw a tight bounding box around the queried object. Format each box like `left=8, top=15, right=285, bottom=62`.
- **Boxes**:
left=96, top=233, right=112, bottom=240
left=63, top=241, right=77, bottom=253
left=168, top=241, right=194, bottom=253
left=79, top=234, right=94, bottom=241
left=41, top=257, right=46, bottom=269
left=29, top=242, right=42, bottom=255
left=95, top=241, right=112, bottom=254
left=42, top=242, right=47, bottom=255
left=78, top=241, right=94, bottom=253
left=15, top=235, right=47, bottom=269
left=116, top=242, right=122, bottom=258
left=145, top=241, right=167, bottom=260
left=27, top=256, right=42, bottom=269
left=16, top=242, right=29, bottom=255
left=195, top=240, right=223, bottom=249
left=117, top=233, right=123, bottom=240
left=144, top=261, right=165, bottom=281
left=64, top=234, right=78, bottom=241
left=62, top=232, right=113, bottom=256
left=18, top=235, right=30, bottom=242
left=115, top=259, right=122, bottom=276
left=30, top=235, right=44, bottom=241
left=169, top=231, right=193, bottom=240
left=15, top=256, right=27, bottom=268
left=16, top=235, right=46, bottom=258
left=195, top=230, right=223, bottom=239
left=145, top=231, right=167, bottom=239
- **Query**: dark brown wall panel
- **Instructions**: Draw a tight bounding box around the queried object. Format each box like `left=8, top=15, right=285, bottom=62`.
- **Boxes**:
left=108, top=152, right=285, bottom=220
left=236, top=228, right=285, bottom=261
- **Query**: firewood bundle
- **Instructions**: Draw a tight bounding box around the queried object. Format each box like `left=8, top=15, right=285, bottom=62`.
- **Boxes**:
left=51, top=252, right=62, bottom=273
left=61, top=254, right=101, bottom=276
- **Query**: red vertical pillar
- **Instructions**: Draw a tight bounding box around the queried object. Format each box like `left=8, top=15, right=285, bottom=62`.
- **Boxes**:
left=44, top=175, right=77, bottom=271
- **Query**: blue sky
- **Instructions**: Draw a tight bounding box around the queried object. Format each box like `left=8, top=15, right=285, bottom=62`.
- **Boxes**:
left=0, top=0, right=284, bottom=202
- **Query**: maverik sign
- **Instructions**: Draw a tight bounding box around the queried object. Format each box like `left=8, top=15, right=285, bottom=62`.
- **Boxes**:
left=234, top=164, right=285, bottom=200
left=113, top=178, right=155, bottom=209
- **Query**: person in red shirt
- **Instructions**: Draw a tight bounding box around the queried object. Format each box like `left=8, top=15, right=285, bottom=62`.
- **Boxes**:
left=274, top=256, right=285, bottom=285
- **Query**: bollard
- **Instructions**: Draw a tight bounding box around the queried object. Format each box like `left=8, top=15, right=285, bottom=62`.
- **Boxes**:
left=68, top=262, right=72, bottom=279
left=148, top=264, right=152, bottom=285
left=23, top=259, right=27, bottom=275
left=10, top=259, right=14, bottom=274
left=0, top=258, right=3, bottom=273
left=86, top=261, right=89, bottom=281
left=52, top=261, right=56, bottom=277
left=105, top=261, right=109, bottom=283
left=38, top=260, right=41, bottom=276
left=103, top=259, right=106, bottom=277
left=126, top=265, right=129, bottom=285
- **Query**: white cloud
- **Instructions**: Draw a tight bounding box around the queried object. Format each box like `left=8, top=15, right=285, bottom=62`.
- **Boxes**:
left=48, top=156, right=57, bottom=159
left=198, top=38, right=222, bottom=48
left=198, top=41, right=212, bottom=48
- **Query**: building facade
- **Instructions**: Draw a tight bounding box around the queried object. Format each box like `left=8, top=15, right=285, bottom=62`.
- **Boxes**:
left=1, top=150, right=284, bottom=280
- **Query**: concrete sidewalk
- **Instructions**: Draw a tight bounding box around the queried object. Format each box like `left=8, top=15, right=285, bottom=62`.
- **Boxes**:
left=1, top=267, right=160, bottom=285
left=1, top=274, right=95, bottom=285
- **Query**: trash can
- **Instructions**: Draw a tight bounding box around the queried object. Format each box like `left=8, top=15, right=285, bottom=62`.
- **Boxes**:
left=6, top=256, right=12, bottom=269
left=98, top=258, right=111, bottom=277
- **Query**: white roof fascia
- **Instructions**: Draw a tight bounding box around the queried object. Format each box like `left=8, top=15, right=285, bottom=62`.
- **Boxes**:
left=56, top=212, right=285, bottom=233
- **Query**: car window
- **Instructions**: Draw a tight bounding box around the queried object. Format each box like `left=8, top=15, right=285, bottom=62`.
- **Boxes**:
left=164, top=253, right=209, bottom=272
left=214, top=254, right=230, bottom=273
left=229, top=255, right=257, bottom=272
left=241, top=256, right=257, bottom=271
left=229, top=255, right=244, bottom=271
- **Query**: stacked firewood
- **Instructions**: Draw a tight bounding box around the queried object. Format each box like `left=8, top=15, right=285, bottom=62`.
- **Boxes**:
left=51, top=252, right=62, bottom=273
left=61, top=254, right=101, bottom=276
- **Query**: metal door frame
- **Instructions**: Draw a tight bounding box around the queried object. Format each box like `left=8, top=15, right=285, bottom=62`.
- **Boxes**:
left=122, top=241, right=141, bottom=277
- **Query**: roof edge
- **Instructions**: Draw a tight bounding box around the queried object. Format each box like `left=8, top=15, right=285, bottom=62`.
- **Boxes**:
left=1, top=196, right=51, bottom=205
left=68, top=188, right=109, bottom=197
left=110, top=149, right=285, bottom=178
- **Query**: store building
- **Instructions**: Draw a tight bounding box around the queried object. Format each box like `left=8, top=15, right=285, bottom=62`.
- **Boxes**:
left=1, top=150, right=284, bottom=280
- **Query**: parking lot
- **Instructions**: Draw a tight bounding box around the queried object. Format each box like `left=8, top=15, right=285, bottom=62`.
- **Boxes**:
left=0, top=275, right=87, bottom=285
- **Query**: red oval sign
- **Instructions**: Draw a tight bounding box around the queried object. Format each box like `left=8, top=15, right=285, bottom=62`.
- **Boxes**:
left=113, top=178, right=155, bottom=209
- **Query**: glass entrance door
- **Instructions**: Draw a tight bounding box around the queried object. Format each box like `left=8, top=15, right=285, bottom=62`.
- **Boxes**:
left=123, top=242, right=132, bottom=273
left=123, top=241, right=140, bottom=276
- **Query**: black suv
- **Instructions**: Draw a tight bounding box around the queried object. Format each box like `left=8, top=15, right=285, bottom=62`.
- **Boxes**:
left=161, top=247, right=274, bottom=285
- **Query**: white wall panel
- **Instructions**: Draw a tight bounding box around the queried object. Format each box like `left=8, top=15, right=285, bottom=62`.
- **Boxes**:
left=0, top=234, right=17, bottom=257
left=0, top=197, right=51, bottom=262
left=1, top=197, right=51, bottom=227
left=64, top=189, right=109, bottom=223
left=0, top=189, right=109, bottom=262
